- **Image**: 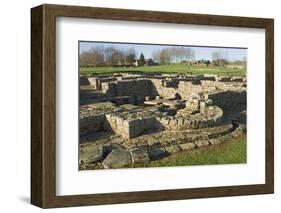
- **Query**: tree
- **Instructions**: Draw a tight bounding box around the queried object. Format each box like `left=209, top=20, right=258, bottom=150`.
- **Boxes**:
left=184, top=48, right=195, bottom=64
left=159, top=49, right=170, bottom=64
left=139, top=53, right=145, bottom=66
left=212, top=51, right=228, bottom=67
left=154, top=47, right=195, bottom=65
left=126, top=48, right=136, bottom=65
left=152, top=50, right=161, bottom=63
left=212, top=51, right=221, bottom=61
left=79, top=47, right=105, bottom=67
left=104, top=47, right=126, bottom=66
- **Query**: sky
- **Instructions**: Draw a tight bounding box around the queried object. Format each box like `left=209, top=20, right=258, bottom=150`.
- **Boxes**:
left=79, top=41, right=247, bottom=61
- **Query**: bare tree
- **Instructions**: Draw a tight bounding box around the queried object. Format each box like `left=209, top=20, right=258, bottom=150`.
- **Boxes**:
left=152, top=50, right=161, bottom=63
left=184, top=48, right=195, bottom=63
left=159, top=48, right=171, bottom=64
left=104, top=46, right=126, bottom=66
left=79, top=47, right=105, bottom=67
left=212, top=51, right=221, bottom=61
left=212, top=51, right=228, bottom=67
left=125, top=48, right=136, bottom=65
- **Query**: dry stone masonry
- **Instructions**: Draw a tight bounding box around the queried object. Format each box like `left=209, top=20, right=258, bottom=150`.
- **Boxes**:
left=79, top=72, right=246, bottom=169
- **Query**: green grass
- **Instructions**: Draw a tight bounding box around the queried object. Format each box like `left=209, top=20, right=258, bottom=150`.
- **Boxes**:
left=80, top=64, right=246, bottom=77
left=147, top=135, right=247, bottom=168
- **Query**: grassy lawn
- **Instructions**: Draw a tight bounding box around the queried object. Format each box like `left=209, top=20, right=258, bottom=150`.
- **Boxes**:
left=80, top=64, right=246, bottom=76
left=147, top=134, right=247, bottom=168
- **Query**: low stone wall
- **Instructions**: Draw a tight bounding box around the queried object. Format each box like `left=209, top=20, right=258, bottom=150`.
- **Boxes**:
left=208, top=90, right=246, bottom=112
left=177, top=80, right=246, bottom=100
left=79, top=102, right=117, bottom=137
left=80, top=114, right=105, bottom=137
left=101, top=79, right=154, bottom=98
left=106, top=113, right=159, bottom=139
left=116, top=79, right=153, bottom=97
left=87, top=77, right=98, bottom=89
left=80, top=122, right=245, bottom=169
left=87, top=77, right=118, bottom=90
left=149, top=79, right=246, bottom=100
left=80, top=76, right=90, bottom=86
left=101, top=82, right=117, bottom=96
left=104, top=105, right=223, bottom=138
left=150, top=79, right=178, bottom=99
left=96, top=77, right=246, bottom=104
left=157, top=106, right=223, bottom=131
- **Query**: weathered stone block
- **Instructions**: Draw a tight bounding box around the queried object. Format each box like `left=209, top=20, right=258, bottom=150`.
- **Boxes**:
left=122, top=141, right=137, bottom=149
left=148, top=147, right=167, bottom=160
left=170, top=119, right=178, bottom=126
left=116, top=117, right=124, bottom=126
left=205, top=99, right=213, bottom=106
left=200, top=101, right=206, bottom=109
left=161, top=117, right=170, bottom=125
left=130, top=148, right=149, bottom=164
left=183, top=119, right=191, bottom=128
left=179, top=143, right=196, bottom=150
left=177, top=118, right=184, bottom=126
left=195, top=140, right=209, bottom=147
left=147, top=137, right=159, bottom=146
left=165, top=145, right=181, bottom=154
left=123, top=118, right=140, bottom=127
left=128, top=126, right=143, bottom=139
left=105, top=114, right=111, bottom=120
left=102, top=143, right=123, bottom=155
left=209, top=139, right=221, bottom=145
left=201, top=118, right=208, bottom=128
left=80, top=145, right=104, bottom=164
left=209, top=119, right=214, bottom=126
left=144, top=117, right=156, bottom=128
left=102, top=149, right=132, bottom=169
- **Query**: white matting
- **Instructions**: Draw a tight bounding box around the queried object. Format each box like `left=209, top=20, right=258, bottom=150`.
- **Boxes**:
left=56, top=17, right=265, bottom=195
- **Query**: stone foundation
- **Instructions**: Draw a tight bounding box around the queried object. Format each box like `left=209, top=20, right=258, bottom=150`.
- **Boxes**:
left=79, top=73, right=247, bottom=168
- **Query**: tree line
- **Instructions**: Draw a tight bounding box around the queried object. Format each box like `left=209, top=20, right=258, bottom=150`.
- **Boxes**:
left=79, top=46, right=137, bottom=67
left=79, top=45, right=246, bottom=68
left=79, top=45, right=197, bottom=67
left=152, top=47, right=195, bottom=64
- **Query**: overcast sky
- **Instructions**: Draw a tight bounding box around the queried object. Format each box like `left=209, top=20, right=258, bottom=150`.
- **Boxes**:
left=79, top=41, right=247, bottom=61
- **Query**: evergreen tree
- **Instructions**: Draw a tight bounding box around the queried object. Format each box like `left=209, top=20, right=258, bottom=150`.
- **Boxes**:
left=139, top=53, right=145, bottom=66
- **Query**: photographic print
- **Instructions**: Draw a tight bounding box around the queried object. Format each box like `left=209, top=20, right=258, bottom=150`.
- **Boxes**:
left=31, top=5, right=274, bottom=207
left=79, top=41, right=247, bottom=170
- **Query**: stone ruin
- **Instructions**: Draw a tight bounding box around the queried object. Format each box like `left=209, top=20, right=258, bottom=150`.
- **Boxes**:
left=79, top=73, right=246, bottom=169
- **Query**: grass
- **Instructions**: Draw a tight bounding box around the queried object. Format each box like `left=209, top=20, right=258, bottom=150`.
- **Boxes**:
left=80, top=64, right=246, bottom=77
left=146, top=135, right=247, bottom=168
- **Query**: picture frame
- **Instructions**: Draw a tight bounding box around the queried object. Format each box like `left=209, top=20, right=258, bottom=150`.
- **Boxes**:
left=31, top=4, right=274, bottom=208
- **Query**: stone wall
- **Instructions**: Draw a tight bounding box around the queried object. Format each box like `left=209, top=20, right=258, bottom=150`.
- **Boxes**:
left=79, top=102, right=117, bottom=137
left=80, top=76, right=90, bottom=86
left=105, top=113, right=159, bottom=139
left=150, top=79, right=178, bottom=99
left=157, top=106, right=223, bottom=131
left=101, top=79, right=154, bottom=99
left=93, top=77, right=246, bottom=105
left=87, top=76, right=118, bottom=90
left=149, top=79, right=245, bottom=100
left=208, top=90, right=246, bottom=112
left=104, top=105, right=223, bottom=139
left=87, top=77, right=97, bottom=89
left=80, top=114, right=105, bottom=137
